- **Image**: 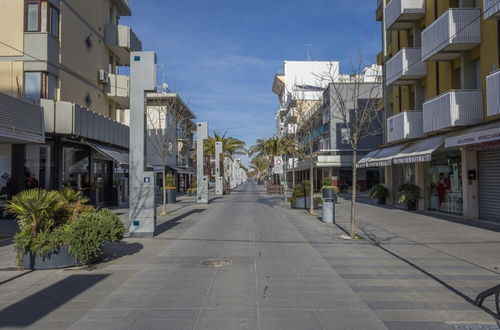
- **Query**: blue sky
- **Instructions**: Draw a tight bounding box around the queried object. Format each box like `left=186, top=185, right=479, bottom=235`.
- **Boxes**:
left=123, top=0, right=381, bottom=164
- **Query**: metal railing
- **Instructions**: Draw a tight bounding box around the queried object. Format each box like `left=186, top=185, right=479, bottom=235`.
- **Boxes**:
left=386, top=111, right=424, bottom=143
left=487, top=70, right=500, bottom=117
left=484, top=0, right=500, bottom=19
left=386, top=48, right=426, bottom=86
left=421, top=8, right=481, bottom=61
left=385, top=0, right=425, bottom=30
left=423, top=90, right=483, bottom=133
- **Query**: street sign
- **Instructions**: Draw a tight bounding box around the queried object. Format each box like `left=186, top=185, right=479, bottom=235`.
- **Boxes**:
left=273, top=156, right=284, bottom=175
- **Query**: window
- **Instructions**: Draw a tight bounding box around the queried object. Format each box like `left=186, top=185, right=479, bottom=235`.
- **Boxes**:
left=25, top=1, right=59, bottom=38
left=26, top=2, right=40, bottom=32
left=24, top=71, right=58, bottom=100
left=24, top=72, right=41, bottom=100
left=49, top=5, right=59, bottom=38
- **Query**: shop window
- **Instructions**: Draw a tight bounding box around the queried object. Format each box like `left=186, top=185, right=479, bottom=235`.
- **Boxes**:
left=424, top=150, right=463, bottom=216
left=62, top=146, right=90, bottom=192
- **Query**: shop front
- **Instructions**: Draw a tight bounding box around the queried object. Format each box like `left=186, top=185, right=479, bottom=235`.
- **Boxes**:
left=445, top=121, right=500, bottom=223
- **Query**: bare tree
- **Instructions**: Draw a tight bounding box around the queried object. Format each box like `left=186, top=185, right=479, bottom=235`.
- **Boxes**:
left=146, top=93, right=195, bottom=215
left=316, top=57, right=383, bottom=238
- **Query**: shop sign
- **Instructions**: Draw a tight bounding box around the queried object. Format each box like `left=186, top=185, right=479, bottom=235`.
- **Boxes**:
left=445, top=127, right=500, bottom=148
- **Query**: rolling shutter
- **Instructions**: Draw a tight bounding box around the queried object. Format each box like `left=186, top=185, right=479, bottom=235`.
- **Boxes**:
left=478, top=150, right=500, bottom=223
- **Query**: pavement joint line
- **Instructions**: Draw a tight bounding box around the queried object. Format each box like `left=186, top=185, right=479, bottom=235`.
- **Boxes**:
left=252, top=214, right=262, bottom=330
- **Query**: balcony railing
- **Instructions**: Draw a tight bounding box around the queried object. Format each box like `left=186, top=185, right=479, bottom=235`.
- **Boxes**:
left=484, top=0, right=500, bottom=19
left=487, top=70, right=500, bottom=117
left=387, top=111, right=424, bottom=143
left=386, top=48, right=426, bottom=86
left=107, top=74, right=130, bottom=108
left=421, top=9, right=481, bottom=62
left=105, top=24, right=142, bottom=65
left=423, top=90, right=483, bottom=133
left=385, top=0, right=425, bottom=30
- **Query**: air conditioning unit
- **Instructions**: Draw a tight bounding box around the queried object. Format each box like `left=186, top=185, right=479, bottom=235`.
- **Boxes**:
left=98, top=69, right=109, bottom=84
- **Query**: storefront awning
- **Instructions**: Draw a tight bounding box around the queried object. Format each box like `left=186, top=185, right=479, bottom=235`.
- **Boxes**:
left=445, top=121, right=500, bottom=148
left=88, top=143, right=129, bottom=166
left=360, top=144, right=408, bottom=168
left=356, top=149, right=382, bottom=168
left=393, top=135, right=445, bottom=164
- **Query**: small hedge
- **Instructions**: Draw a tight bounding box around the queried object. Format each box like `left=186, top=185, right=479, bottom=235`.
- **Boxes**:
left=66, top=209, right=125, bottom=264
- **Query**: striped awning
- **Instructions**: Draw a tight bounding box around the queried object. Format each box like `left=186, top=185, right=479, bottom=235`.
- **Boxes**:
left=393, top=135, right=445, bottom=164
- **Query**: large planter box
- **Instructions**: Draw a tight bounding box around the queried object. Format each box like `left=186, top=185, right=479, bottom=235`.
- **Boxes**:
left=166, top=189, right=176, bottom=204
left=22, top=246, right=78, bottom=270
left=292, top=197, right=319, bottom=209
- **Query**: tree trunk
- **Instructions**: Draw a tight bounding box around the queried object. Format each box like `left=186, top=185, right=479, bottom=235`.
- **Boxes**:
left=350, top=149, right=357, bottom=239
left=162, top=159, right=167, bottom=215
left=292, top=153, right=296, bottom=189
left=309, top=144, right=314, bottom=214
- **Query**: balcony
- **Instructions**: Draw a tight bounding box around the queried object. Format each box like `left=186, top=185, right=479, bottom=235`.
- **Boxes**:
left=386, top=48, right=426, bottom=86
left=105, top=24, right=142, bottom=65
left=387, top=111, right=424, bottom=143
left=24, top=33, right=59, bottom=73
left=421, top=9, right=481, bottom=62
left=283, top=109, right=298, bottom=125
left=41, top=99, right=129, bottom=148
left=484, top=0, right=500, bottom=19
left=376, top=50, right=384, bottom=66
left=376, top=0, right=383, bottom=21
left=423, top=90, right=483, bottom=133
left=107, top=74, right=130, bottom=108
left=487, top=70, right=500, bottom=117
left=385, top=0, right=425, bottom=30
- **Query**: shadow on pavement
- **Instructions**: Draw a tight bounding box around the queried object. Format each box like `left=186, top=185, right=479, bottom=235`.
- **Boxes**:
left=102, top=242, right=143, bottom=263
left=0, top=274, right=108, bottom=328
left=155, top=208, right=205, bottom=236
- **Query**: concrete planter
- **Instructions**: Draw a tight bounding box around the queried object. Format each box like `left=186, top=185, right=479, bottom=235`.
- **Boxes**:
left=22, top=246, right=78, bottom=270
left=292, top=197, right=318, bottom=210
left=166, top=189, right=176, bottom=204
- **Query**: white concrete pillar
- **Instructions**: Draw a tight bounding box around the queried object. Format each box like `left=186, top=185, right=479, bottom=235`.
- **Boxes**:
left=461, top=148, right=479, bottom=220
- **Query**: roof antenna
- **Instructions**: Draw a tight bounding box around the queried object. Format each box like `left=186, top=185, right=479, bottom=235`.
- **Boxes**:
left=305, top=44, right=313, bottom=61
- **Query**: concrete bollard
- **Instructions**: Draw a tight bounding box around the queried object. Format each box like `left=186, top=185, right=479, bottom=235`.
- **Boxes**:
left=322, top=199, right=335, bottom=223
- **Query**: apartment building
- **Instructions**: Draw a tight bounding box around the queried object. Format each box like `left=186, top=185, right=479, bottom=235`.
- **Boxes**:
left=117, top=91, right=197, bottom=194
left=273, top=61, right=383, bottom=191
left=367, top=0, right=500, bottom=222
left=0, top=0, right=141, bottom=205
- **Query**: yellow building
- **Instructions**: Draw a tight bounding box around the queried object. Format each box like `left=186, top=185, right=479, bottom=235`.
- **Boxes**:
left=362, top=0, right=500, bottom=222
left=0, top=0, right=141, bottom=205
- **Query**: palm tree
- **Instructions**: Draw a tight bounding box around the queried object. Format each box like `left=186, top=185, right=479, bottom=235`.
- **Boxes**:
left=249, top=157, right=269, bottom=184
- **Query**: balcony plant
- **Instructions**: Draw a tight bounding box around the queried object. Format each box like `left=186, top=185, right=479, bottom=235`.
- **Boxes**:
left=6, top=188, right=125, bottom=269
left=369, top=184, right=390, bottom=205
left=397, top=183, right=422, bottom=211
left=164, top=174, right=176, bottom=204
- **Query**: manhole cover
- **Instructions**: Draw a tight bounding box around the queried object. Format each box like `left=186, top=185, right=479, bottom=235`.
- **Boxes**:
left=199, top=258, right=233, bottom=268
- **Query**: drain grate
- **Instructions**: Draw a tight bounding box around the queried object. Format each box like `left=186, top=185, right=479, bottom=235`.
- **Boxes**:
left=199, top=258, right=233, bottom=268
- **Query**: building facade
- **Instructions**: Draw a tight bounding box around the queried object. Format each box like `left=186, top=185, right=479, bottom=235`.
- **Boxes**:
left=367, top=0, right=500, bottom=222
left=0, top=0, right=141, bottom=205
left=272, top=61, right=383, bottom=192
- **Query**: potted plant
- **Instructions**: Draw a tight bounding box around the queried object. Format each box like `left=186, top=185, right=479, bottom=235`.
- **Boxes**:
left=6, top=188, right=125, bottom=269
left=321, top=178, right=339, bottom=202
left=369, top=184, right=390, bottom=205
left=397, top=183, right=422, bottom=211
left=164, top=174, right=176, bottom=204
left=291, top=181, right=318, bottom=209
left=187, top=187, right=197, bottom=196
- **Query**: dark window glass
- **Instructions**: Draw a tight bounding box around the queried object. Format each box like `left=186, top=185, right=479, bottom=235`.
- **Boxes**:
left=26, top=2, right=40, bottom=32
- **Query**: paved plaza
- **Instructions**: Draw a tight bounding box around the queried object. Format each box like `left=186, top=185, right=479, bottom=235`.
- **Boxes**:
left=0, top=183, right=499, bottom=329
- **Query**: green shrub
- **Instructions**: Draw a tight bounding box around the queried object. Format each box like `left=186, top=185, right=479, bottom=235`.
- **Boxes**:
left=397, top=184, right=422, bottom=210
left=66, top=209, right=125, bottom=264
left=8, top=188, right=123, bottom=266
left=323, top=178, right=333, bottom=187
left=369, top=184, right=390, bottom=200
left=165, top=174, right=175, bottom=189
